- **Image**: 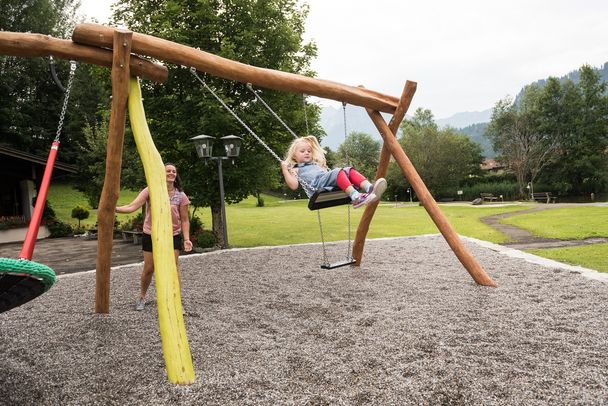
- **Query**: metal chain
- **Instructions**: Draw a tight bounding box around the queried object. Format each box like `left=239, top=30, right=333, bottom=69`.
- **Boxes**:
left=54, top=61, right=77, bottom=142
left=246, top=83, right=298, bottom=139
left=346, top=205, right=352, bottom=261
left=190, top=68, right=318, bottom=196
left=342, top=101, right=351, bottom=166
left=317, top=210, right=330, bottom=267
left=303, top=94, right=309, bottom=135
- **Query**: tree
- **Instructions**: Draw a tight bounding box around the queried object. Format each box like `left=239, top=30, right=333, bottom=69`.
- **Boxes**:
left=538, top=66, right=608, bottom=194
left=390, top=108, right=482, bottom=198
left=486, top=86, right=562, bottom=199
left=0, top=1, right=108, bottom=164
left=111, top=0, right=318, bottom=247
left=336, top=131, right=380, bottom=178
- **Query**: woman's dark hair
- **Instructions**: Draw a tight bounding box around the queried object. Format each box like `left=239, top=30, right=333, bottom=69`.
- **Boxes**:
left=165, top=162, right=183, bottom=191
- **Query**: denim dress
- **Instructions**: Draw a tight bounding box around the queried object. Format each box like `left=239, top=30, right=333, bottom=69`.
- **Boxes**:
left=296, top=162, right=343, bottom=198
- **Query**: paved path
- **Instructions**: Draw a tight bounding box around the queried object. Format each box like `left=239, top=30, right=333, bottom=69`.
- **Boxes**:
left=0, top=237, right=144, bottom=275
left=480, top=203, right=608, bottom=249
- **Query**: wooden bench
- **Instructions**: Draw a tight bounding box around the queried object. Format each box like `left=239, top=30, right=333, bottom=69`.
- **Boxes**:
left=121, top=230, right=144, bottom=244
left=480, top=193, right=498, bottom=202
left=531, top=192, right=557, bottom=203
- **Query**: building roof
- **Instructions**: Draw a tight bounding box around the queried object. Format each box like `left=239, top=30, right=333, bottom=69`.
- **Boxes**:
left=0, top=145, right=77, bottom=173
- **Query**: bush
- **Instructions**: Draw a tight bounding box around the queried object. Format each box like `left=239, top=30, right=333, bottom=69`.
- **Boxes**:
left=121, top=212, right=144, bottom=231
left=46, top=220, right=74, bottom=238
left=71, top=205, right=90, bottom=228
left=189, top=215, right=204, bottom=236
left=193, top=229, right=217, bottom=249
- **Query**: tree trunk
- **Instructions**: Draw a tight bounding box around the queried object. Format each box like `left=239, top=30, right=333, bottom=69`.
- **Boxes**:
left=210, top=204, right=225, bottom=248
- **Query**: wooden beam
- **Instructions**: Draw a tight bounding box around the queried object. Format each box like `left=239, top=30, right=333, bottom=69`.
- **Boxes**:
left=366, top=110, right=496, bottom=287
left=352, top=81, right=417, bottom=264
left=72, top=23, right=399, bottom=114
left=0, top=31, right=167, bottom=83
left=95, top=29, right=133, bottom=313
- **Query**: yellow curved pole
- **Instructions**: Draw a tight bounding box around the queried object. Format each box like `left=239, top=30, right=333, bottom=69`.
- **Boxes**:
left=128, top=77, right=195, bottom=385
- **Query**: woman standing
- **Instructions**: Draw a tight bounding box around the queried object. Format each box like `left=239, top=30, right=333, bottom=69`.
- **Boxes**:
left=116, top=163, right=192, bottom=311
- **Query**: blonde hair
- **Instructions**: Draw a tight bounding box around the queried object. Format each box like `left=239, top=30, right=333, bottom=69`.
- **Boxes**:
left=284, top=135, right=327, bottom=168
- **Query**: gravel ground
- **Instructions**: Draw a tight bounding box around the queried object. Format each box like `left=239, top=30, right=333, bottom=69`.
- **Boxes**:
left=1, top=235, right=607, bottom=405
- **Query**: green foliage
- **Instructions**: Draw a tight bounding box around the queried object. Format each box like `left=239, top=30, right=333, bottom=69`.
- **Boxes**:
left=74, top=111, right=144, bottom=208
left=70, top=205, right=90, bottom=228
left=0, top=1, right=107, bottom=165
left=46, top=219, right=73, bottom=238
left=486, top=65, right=608, bottom=197
left=336, top=132, right=380, bottom=178
left=390, top=108, right=483, bottom=199
left=120, top=212, right=144, bottom=232
left=193, top=229, right=217, bottom=249
left=110, top=0, right=319, bottom=243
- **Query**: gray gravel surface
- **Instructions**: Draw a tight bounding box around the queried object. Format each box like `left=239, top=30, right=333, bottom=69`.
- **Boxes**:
left=1, top=235, right=607, bottom=405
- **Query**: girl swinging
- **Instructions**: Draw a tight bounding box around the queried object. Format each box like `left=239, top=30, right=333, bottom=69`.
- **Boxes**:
left=281, top=136, right=387, bottom=208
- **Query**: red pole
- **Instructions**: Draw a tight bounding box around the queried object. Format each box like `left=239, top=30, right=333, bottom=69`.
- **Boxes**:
left=19, top=141, right=60, bottom=260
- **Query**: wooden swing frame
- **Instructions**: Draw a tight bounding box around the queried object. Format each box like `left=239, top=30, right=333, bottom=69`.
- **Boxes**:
left=0, top=23, right=496, bottom=314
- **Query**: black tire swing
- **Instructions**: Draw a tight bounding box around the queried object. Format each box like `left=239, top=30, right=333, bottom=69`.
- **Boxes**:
left=190, top=69, right=356, bottom=269
left=0, top=59, right=77, bottom=313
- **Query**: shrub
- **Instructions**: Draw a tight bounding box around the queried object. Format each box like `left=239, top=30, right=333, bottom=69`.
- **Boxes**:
left=46, top=220, right=74, bottom=238
left=71, top=205, right=90, bottom=228
left=121, top=212, right=144, bottom=231
left=193, top=229, right=217, bottom=249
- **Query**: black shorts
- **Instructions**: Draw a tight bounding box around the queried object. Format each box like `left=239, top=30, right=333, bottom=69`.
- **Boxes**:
left=141, top=233, right=183, bottom=253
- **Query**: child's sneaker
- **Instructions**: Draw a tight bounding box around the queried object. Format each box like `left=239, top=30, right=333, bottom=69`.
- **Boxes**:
left=352, top=193, right=378, bottom=209
left=370, top=178, right=387, bottom=199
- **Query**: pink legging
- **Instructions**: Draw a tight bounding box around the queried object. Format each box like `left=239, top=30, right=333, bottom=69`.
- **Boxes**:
left=336, top=167, right=367, bottom=191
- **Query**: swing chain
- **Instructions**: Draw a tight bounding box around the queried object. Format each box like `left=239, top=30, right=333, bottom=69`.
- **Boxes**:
left=246, top=83, right=298, bottom=139
left=303, top=94, right=309, bottom=135
left=54, top=61, right=77, bottom=142
left=346, top=204, right=352, bottom=261
left=317, top=210, right=330, bottom=267
left=190, top=68, right=318, bottom=196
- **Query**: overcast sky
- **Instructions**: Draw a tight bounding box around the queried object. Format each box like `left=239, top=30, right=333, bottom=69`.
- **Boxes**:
left=78, top=0, right=607, bottom=118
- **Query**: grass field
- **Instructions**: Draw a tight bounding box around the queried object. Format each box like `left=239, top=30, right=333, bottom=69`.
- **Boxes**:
left=47, top=182, right=608, bottom=272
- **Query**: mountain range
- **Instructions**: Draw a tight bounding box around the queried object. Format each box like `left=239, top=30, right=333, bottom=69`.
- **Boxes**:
left=319, top=62, right=608, bottom=157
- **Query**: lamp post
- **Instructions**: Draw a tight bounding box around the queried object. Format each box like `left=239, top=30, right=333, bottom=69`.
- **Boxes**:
left=407, top=187, right=412, bottom=203
left=191, top=134, right=242, bottom=249
left=526, top=181, right=533, bottom=200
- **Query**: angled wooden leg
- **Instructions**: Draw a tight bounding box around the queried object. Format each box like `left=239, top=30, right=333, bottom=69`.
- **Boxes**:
left=366, top=110, right=496, bottom=287
left=352, top=81, right=417, bottom=265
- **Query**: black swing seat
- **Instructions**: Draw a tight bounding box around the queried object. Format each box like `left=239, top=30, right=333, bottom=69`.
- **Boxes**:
left=321, top=258, right=357, bottom=270
left=308, top=188, right=352, bottom=211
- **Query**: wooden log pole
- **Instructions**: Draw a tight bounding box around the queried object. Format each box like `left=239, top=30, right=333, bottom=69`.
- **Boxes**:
left=72, top=23, right=399, bottom=114
left=366, top=110, right=496, bottom=287
left=352, top=81, right=417, bottom=264
left=95, top=29, right=133, bottom=313
left=0, top=31, right=167, bottom=83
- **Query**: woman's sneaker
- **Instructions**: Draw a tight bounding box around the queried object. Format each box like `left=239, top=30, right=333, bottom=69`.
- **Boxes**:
left=370, top=178, right=387, bottom=199
left=135, top=298, right=145, bottom=311
left=352, top=193, right=378, bottom=209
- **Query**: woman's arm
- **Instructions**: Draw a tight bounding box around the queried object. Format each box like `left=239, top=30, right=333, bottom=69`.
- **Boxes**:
left=179, top=203, right=192, bottom=252
left=116, top=190, right=148, bottom=214
left=281, top=162, right=299, bottom=191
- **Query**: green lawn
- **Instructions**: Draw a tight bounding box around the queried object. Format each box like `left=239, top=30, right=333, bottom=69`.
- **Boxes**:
left=501, top=206, right=608, bottom=273
left=47, top=183, right=608, bottom=273
left=501, top=206, right=608, bottom=240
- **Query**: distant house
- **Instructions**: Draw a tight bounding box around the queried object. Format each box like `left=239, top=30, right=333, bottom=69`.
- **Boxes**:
left=480, top=158, right=505, bottom=173
left=0, top=145, right=77, bottom=242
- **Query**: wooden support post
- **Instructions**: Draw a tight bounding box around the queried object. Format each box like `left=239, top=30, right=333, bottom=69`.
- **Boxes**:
left=0, top=31, right=167, bottom=83
left=366, top=110, right=496, bottom=287
left=352, top=81, right=417, bottom=265
left=95, top=29, right=133, bottom=313
left=72, top=23, right=399, bottom=114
